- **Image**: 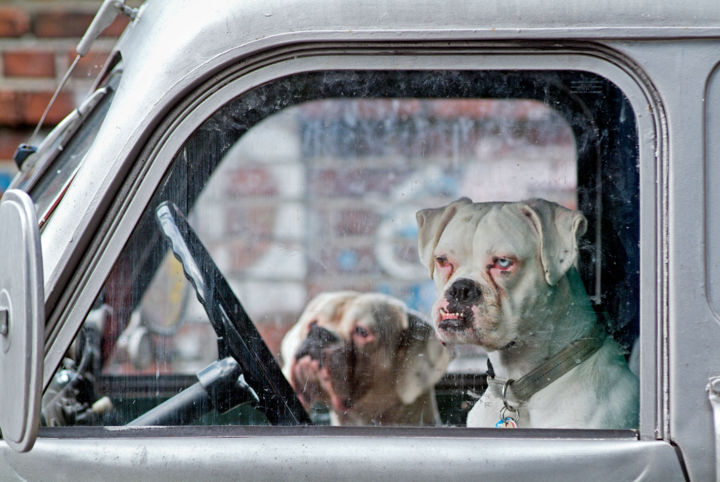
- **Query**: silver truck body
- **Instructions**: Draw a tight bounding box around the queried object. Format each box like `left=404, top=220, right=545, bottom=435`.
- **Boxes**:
left=1, top=0, right=719, bottom=479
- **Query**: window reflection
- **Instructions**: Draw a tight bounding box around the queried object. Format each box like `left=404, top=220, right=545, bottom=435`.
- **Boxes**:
left=192, top=98, right=576, bottom=364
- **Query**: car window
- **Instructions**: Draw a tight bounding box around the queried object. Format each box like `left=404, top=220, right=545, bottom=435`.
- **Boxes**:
left=13, top=72, right=120, bottom=228
left=44, top=70, right=639, bottom=429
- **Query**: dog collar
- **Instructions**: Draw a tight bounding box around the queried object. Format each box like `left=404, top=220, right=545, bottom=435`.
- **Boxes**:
left=487, top=324, right=607, bottom=424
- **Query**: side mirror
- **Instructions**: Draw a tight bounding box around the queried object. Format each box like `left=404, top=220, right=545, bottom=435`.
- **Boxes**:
left=0, top=189, right=44, bottom=452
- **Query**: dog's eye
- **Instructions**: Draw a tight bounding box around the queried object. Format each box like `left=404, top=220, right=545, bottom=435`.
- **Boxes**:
left=354, top=326, right=371, bottom=338
left=435, top=256, right=450, bottom=268
left=494, top=257, right=513, bottom=269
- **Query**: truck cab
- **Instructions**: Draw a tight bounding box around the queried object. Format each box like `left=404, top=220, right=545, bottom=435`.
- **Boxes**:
left=1, top=0, right=718, bottom=479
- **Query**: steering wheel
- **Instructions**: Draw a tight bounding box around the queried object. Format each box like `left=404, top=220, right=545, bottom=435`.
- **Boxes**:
left=133, top=201, right=310, bottom=425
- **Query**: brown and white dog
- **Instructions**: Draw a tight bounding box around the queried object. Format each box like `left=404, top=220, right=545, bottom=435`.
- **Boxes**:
left=281, top=291, right=450, bottom=426
left=416, top=197, right=638, bottom=429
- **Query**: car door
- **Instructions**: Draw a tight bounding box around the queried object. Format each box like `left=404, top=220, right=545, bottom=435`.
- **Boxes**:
left=1, top=43, right=685, bottom=480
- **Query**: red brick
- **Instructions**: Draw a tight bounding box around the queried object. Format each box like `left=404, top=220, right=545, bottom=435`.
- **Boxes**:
left=102, top=15, right=130, bottom=37
left=0, top=7, right=30, bottom=37
left=306, top=280, right=375, bottom=301
left=212, top=238, right=272, bottom=272
left=0, top=91, right=75, bottom=127
left=333, top=209, right=380, bottom=236
left=33, top=10, right=94, bottom=38
left=256, top=316, right=297, bottom=359
left=33, top=10, right=129, bottom=38
left=226, top=167, right=278, bottom=197
left=308, top=246, right=379, bottom=275
left=3, top=50, right=56, bottom=78
left=429, top=99, right=552, bottom=121
left=0, top=129, right=33, bottom=159
left=0, top=92, right=20, bottom=126
left=223, top=205, right=277, bottom=238
left=309, top=168, right=410, bottom=197
left=69, top=50, right=110, bottom=79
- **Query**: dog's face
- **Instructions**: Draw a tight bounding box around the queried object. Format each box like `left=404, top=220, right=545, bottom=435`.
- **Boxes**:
left=416, top=198, right=587, bottom=351
left=281, top=291, right=449, bottom=419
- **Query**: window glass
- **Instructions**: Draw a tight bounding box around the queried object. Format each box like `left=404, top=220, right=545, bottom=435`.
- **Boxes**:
left=44, top=70, right=639, bottom=429
left=19, top=72, right=120, bottom=228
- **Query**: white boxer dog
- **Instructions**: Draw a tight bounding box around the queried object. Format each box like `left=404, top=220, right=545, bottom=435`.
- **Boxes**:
left=281, top=291, right=451, bottom=426
left=416, top=197, right=638, bottom=429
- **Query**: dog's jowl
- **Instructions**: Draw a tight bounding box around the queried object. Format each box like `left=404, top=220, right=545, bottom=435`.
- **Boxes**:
left=281, top=291, right=450, bottom=426
left=416, top=197, right=638, bottom=429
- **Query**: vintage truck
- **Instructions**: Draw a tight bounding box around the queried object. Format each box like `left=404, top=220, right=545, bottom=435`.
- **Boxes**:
left=0, top=0, right=718, bottom=479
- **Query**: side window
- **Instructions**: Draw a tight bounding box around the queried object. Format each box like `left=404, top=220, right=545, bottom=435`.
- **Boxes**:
left=44, top=70, right=639, bottom=429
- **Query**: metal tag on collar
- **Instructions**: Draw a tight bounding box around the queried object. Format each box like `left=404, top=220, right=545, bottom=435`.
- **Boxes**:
left=495, top=406, right=519, bottom=428
left=495, top=415, right=518, bottom=429
left=495, top=378, right=519, bottom=428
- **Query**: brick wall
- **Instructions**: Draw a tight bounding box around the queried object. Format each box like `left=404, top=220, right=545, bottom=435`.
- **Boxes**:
left=0, top=0, right=133, bottom=194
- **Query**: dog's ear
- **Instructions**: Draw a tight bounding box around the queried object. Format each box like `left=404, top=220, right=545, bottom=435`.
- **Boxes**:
left=416, top=197, right=472, bottom=277
left=519, top=199, right=588, bottom=286
left=280, top=318, right=306, bottom=380
left=395, top=312, right=451, bottom=405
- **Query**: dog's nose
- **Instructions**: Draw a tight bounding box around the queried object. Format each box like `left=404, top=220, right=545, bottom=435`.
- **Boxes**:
left=295, top=323, right=340, bottom=362
left=307, top=322, right=340, bottom=344
left=446, top=278, right=482, bottom=304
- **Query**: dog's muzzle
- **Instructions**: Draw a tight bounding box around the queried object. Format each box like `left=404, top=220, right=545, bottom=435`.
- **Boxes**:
left=440, top=278, right=482, bottom=331
left=294, top=322, right=341, bottom=365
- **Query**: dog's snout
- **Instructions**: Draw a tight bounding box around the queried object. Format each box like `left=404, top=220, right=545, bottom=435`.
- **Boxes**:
left=307, top=322, right=340, bottom=344
left=446, top=278, right=482, bottom=304
left=295, top=323, right=340, bottom=362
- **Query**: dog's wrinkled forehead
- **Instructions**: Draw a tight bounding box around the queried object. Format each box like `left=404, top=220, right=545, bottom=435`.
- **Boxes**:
left=471, top=204, right=540, bottom=258
left=433, top=214, right=478, bottom=260
left=416, top=198, right=491, bottom=276
left=342, top=294, right=408, bottom=336
left=302, top=292, right=408, bottom=339
left=417, top=197, right=587, bottom=286
left=301, top=291, right=358, bottom=330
